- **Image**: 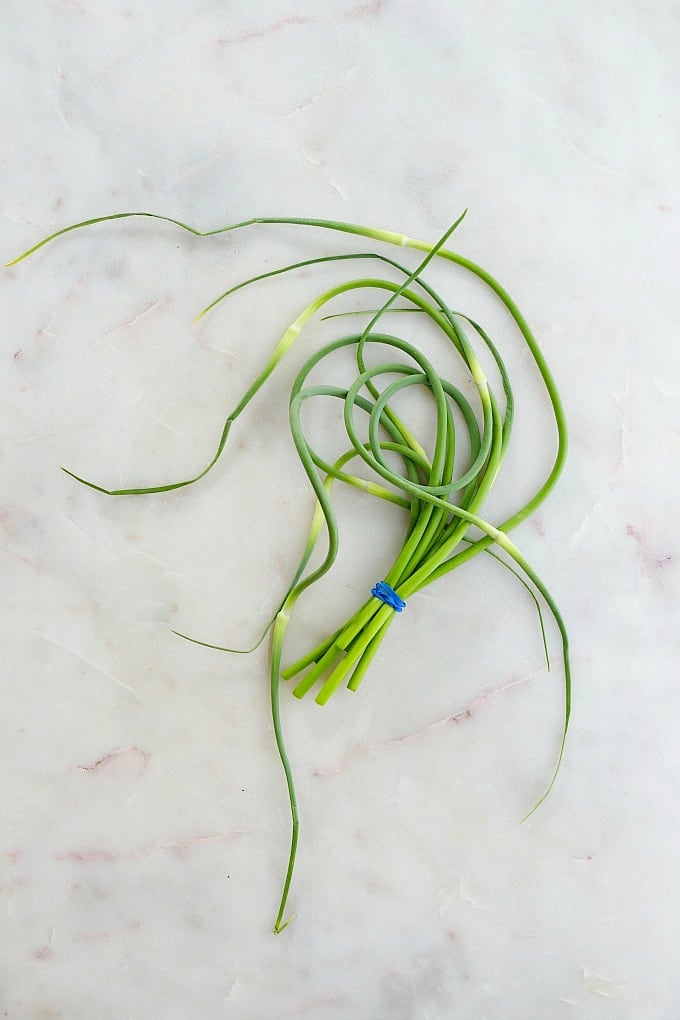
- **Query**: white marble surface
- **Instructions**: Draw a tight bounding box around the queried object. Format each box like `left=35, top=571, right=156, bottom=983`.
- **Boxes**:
left=2, top=2, right=679, bottom=1017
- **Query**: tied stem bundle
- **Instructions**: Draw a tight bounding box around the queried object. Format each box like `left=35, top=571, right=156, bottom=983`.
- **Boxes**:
left=8, top=211, right=570, bottom=933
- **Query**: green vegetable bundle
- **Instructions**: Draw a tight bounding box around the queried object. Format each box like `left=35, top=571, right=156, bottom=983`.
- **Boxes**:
left=8, top=211, right=570, bottom=932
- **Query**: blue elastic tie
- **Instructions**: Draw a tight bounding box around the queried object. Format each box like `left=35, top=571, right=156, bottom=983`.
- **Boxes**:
left=371, top=581, right=406, bottom=613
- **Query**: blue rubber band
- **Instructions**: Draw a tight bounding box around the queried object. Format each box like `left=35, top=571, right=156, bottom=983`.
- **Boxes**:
left=371, top=581, right=406, bottom=613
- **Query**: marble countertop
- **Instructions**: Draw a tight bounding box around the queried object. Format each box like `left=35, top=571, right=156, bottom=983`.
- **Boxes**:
left=2, top=2, right=678, bottom=1018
